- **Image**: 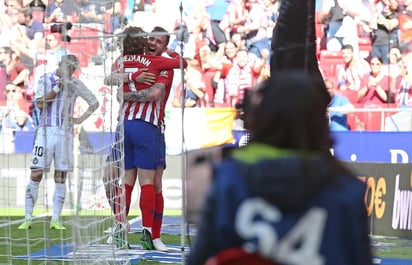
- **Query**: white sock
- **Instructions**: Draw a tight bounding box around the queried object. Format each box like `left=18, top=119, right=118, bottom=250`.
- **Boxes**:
left=52, top=183, right=66, bottom=221
left=25, top=180, right=40, bottom=220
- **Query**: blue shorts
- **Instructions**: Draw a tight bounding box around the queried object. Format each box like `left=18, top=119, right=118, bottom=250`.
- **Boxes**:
left=124, top=119, right=163, bottom=170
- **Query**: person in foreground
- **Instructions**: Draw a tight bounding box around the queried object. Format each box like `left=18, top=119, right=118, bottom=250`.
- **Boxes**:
left=18, top=54, right=99, bottom=230
left=187, top=70, right=373, bottom=265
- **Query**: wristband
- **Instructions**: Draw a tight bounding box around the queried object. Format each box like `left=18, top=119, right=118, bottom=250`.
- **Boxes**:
left=53, top=85, right=60, bottom=94
left=130, top=71, right=141, bottom=82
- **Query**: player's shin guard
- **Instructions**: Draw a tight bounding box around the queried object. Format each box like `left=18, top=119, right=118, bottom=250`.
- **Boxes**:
left=152, top=192, right=164, bottom=239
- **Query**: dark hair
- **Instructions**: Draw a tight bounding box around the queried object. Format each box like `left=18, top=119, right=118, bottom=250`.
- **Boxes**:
left=151, top=26, right=170, bottom=46
left=341, top=44, right=353, bottom=51
left=244, top=70, right=333, bottom=152
left=61, top=54, right=79, bottom=72
left=122, top=26, right=147, bottom=55
left=0, top=46, right=12, bottom=57
left=369, top=55, right=383, bottom=64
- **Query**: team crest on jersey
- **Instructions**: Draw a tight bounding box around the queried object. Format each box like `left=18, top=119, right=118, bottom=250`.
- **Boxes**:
left=32, top=158, right=38, bottom=165
left=159, top=70, right=168, bottom=77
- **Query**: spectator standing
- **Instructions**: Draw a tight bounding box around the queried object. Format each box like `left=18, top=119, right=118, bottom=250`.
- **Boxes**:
left=1, top=7, right=29, bottom=49
left=75, top=0, right=105, bottom=24
left=337, top=44, right=371, bottom=90
left=326, top=78, right=354, bottom=131
left=4, top=0, right=23, bottom=14
left=18, top=6, right=44, bottom=42
left=189, top=7, right=219, bottom=54
left=0, top=46, right=30, bottom=99
left=172, top=59, right=206, bottom=107
left=225, top=48, right=267, bottom=107
left=396, top=53, right=412, bottom=107
left=212, top=40, right=239, bottom=106
left=398, top=0, right=412, bottom=53
left=237, top=0, right=270, bottom=60
left=44, top=0, right=76, bottom=23
left=18, top=54, right=99, bottom=230
left=263, top=0, right=281, bottom=42
left=318, top=0, right=361, bottom=53
left=188, top=71, right=372, bottom=265
left=370, top=0, right=399, bottom=64
left=218, top=0, right=248, bottom=39
left=204, top=0, right=229, bottom=51
left=385, top=45, right=402, bottom=101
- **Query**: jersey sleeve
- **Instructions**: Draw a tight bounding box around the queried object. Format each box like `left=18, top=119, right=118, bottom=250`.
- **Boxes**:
left=155, top=70, right=171, bottom=85
left=153, top=56, right=186, bottom=71
left=74, top=79, right=99, bottom=106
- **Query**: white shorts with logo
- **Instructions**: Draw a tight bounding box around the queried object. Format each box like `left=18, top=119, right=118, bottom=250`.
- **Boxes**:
left=31, top=126, right=74, bottom=172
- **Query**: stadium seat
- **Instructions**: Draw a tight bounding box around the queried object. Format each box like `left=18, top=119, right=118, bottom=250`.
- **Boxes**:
left=337, top=90, right=359, bottom=104
left=358, top=37, right=372, bottom=59
left=66, top=42, right=90, bottom=67
left=70, top=27, right=100, bottom=56
left=205, top=248, right=278, bottom=265
left=358, top=103, right=394, bottom=131
left=347, top=103, right=364, bottom=130
left=319, top=50, right=344, bottom=77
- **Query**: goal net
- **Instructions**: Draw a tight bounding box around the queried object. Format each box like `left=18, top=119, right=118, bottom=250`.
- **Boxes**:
left=0, top=1, right=133, bottom=263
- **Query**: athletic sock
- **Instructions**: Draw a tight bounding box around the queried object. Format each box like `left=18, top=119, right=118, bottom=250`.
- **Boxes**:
left=114, top=184, right=126, bottom=223
left=104, top=179, right=119, bottom=215
left=125, top=184, right=133, bottom=218
left=152, top=192, right=164, bottom=239
left=25, top=180, right=40, bottom=220
left=139, top=184, right=155, bottom=228
left=52, top=183, right=66, bottom=221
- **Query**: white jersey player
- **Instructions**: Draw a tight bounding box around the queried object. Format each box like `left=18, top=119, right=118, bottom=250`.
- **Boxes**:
left=18, top=54, right=99, bottom=230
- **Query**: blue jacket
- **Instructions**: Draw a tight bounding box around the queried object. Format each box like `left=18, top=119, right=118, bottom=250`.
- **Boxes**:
left=188, top=143, right=372, bottom=265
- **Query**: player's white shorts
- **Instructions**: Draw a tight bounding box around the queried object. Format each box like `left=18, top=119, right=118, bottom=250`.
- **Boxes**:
left=30, top=126, right=74, bottom=172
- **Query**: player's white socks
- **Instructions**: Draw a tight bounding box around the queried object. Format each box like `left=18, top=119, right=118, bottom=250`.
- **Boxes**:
left=25, top=180, right=40, bottom=220
left=52, top=183, right=66, bottom=221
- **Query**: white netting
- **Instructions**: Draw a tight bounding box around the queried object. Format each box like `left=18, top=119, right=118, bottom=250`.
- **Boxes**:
left=0, top=1, right=132, bottom=263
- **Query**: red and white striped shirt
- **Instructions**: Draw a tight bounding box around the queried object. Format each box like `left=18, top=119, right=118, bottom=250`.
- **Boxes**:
left=113, top=53, right=184, bottom=127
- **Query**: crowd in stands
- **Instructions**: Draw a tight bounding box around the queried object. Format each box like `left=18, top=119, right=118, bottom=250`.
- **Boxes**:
left=317, top=0, right=412, bottom=130
left=1, top=0, right=412, bottom=134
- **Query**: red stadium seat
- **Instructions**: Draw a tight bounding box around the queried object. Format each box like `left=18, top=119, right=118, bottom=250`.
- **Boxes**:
left=319, top=50, right=344, bottom=78
left=337, top=90, right=359, bottom=104
left=66, top=42, right=90, bottom=67
left=358, top=103, right=394, bottom=131
left=70, top=27, right=100, bottom=56
left=358, top=37, right=372, bottom=59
